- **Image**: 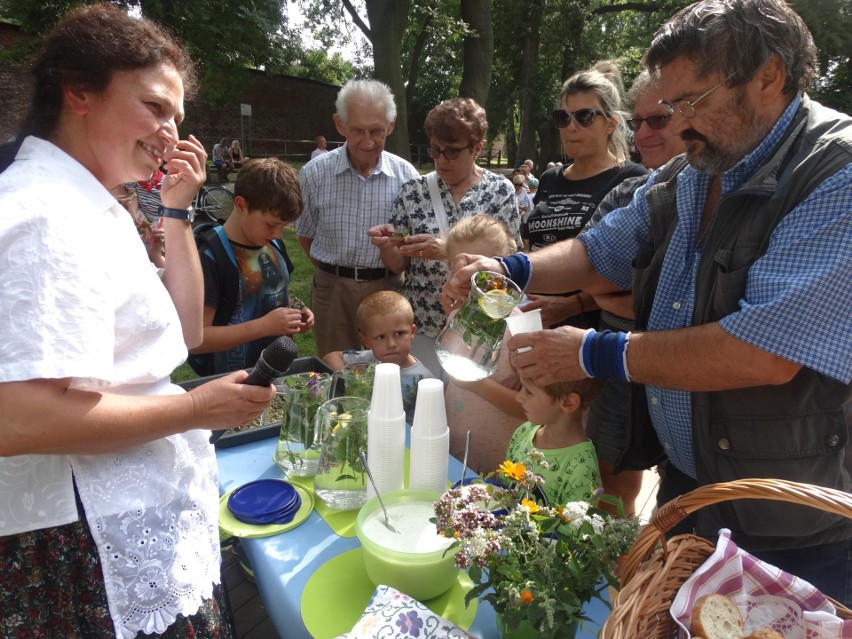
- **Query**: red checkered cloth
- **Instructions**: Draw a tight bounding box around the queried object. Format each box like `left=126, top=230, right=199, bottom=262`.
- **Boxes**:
left=671, top=529, right=852, bottom=638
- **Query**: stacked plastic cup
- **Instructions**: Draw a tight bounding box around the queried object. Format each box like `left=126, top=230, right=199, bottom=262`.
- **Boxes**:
left=366, top=363, right=406, bottom=499
left=408, top=378, right=450, bottom=494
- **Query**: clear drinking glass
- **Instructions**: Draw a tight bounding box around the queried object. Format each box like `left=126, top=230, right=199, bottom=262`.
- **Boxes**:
left=314, top=396, right=370, bottom=510
left=268, top=372, right=332, bottom=477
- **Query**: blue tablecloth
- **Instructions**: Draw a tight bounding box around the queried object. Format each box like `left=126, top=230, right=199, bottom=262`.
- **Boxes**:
left=216, top=435, right=610, bottom=638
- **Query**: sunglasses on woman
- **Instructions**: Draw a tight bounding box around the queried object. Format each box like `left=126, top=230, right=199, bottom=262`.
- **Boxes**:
left=552, top=108, right=605, bottom=129
left=625, top=115, right=672, bottom=132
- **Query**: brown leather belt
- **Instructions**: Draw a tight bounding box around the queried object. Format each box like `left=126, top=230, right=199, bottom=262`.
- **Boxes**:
left=316, top=262, right=390, bottom=281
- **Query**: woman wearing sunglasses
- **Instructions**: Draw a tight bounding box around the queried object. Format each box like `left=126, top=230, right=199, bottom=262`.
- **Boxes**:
left=369, top=98, right=520, bottom=372
left=521, top=61, right=646, bottom=330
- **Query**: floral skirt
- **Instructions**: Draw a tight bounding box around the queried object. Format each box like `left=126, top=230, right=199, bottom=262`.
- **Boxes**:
left=0, top=515, right=234, bottom=639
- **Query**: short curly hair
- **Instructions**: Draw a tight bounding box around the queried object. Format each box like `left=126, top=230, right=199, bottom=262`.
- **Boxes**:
left=424, top=98, right=488, bottom=146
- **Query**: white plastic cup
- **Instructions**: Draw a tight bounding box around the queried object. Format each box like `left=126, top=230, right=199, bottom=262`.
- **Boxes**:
left=409, top=429, right=450, bottom=493
left=504, top=308, right=542, bottom=354
left=410, top=378, right=447, bottom=437
left=504, top=308, right=543, bottom=336
left=370, top=363, right=404, bottom=420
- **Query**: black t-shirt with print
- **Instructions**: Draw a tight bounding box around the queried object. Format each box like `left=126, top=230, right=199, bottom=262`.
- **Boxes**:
left=523, top=162, right=647, bottom=251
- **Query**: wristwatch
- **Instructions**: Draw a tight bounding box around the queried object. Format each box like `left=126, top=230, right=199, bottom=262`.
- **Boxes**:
left=158, top=205, right=195, bottom=224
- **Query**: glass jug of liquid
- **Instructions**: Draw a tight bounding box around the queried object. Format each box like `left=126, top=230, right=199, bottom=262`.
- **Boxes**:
left=268, top=371, right=332, bottom=477
left=435, top=271, right=522, bottom=381
left=314, top=396, right=370, bottom=510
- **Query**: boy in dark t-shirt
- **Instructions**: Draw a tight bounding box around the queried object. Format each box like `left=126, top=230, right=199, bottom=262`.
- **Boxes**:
left=190, top=158, right=314, bottom=374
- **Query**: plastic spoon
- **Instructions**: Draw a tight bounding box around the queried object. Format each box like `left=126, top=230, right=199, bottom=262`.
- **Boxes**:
left=358, top=451, right=399, bottom=534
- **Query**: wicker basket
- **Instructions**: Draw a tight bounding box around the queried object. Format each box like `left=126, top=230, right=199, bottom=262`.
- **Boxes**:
left=600, top=478, right=852, bottom=639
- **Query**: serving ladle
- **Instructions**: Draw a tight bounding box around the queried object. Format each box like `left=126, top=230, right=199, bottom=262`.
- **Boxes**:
left=358, top=450, right=399, bottom=534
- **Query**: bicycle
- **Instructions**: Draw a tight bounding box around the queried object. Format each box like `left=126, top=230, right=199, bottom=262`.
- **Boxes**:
left=191, top=184, right=235, bottom=227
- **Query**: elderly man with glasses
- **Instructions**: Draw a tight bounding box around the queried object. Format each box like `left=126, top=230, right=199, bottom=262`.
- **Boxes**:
left=297, top=79, right=418, bottom=357
left=444, top=0, right=852, bottom=604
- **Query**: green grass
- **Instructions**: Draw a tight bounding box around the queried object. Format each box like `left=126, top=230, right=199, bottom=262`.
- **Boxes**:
left=170, top=225, right=317, bottom=383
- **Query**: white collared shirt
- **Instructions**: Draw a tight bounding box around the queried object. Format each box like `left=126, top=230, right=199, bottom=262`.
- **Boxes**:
left=0, top=137, right=220, bottom=638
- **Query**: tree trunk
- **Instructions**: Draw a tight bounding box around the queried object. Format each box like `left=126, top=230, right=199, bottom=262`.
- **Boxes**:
left=458, top=0, right=494, bottom=107
left=516, top=0, right=542, bottom=165
left=505, top=102, right=518, bottom=168
left=405, top=14, right=434, bottom=119
left=363, top=0, right=413, bottom=160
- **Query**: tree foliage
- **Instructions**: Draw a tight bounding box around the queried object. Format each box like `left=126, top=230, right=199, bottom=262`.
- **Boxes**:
left=0, top=0, right=299, bottom=106
left=4, top=0, right=847, bottom=156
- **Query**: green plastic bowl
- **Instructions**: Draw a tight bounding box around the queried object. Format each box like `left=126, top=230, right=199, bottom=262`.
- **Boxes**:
left=355, top=489, right=459, bottom=601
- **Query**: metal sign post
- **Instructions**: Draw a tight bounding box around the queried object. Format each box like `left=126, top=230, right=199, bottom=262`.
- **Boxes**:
left=240, top=104, right=252, bottom=156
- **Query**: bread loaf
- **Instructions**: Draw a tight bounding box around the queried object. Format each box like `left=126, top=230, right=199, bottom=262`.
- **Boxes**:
left=691, top=594, right=744, bottom=639
left=744, top=629, right=784, bottom=639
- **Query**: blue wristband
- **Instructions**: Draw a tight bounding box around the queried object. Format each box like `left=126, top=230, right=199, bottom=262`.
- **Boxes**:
left=494, top=253, right=531, bottom=291
left=580, top=329, right=630, bottom=381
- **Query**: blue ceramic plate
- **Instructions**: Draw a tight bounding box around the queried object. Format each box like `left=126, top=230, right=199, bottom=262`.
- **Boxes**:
left=228, top=479, right=300, bottom=524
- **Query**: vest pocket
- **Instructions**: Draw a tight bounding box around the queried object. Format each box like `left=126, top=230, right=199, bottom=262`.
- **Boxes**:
left=703, top=409, right=848, bottom=544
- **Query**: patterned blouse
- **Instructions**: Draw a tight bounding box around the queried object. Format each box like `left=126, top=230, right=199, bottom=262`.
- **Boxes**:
left=389, top=170, right=521, bottom=338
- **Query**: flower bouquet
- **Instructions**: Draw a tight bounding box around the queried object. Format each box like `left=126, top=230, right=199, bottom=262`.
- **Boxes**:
left=433, top=451, right=639, bottom=638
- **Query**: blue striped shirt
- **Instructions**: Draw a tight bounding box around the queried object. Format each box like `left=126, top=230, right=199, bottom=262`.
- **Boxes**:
left=296, top=144, right=418, bottom=268
left=580, top=95, right=852, bottom=477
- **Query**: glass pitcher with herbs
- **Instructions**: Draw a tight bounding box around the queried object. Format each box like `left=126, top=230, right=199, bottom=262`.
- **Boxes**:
left=267, top=371, right=332, bottom=477
left=435, top=271, right=522, bottom=382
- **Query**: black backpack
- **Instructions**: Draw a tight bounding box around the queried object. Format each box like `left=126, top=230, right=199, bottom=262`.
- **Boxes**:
left=187, top=223, right=294, bottom=376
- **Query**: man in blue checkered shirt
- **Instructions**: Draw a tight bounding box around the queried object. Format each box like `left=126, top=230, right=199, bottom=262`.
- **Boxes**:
left=444, top=0, right=851, bottom=605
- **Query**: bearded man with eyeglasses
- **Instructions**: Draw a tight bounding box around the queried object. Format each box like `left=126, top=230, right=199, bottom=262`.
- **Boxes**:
left=444, top=0, right=852, bottom=604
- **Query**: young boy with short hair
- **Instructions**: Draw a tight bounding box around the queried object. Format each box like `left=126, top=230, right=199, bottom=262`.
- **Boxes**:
left=189, top=158, right=314, bottom=376
left=324, top=290, right=434, bottom=420
left=508, top=375, right=604, bottom=506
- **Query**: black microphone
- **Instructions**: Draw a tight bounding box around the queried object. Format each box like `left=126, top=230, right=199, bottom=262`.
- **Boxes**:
left=243, top=336, right=299, bottom=386
left=210, top=337, right=299, bottom=444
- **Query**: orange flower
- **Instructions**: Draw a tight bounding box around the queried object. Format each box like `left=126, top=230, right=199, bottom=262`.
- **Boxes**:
left=520, top=498, right=539, bottom=514
left=520, top=589, right=534, bottom=604
left=497, top=460, right=526, bottom=481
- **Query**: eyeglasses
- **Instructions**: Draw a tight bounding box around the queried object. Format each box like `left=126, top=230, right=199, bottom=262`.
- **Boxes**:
left=658, top=73, right=736, bottom=119
left=552, top=108, right=605, bottom=129
left=625, top=114, right=671, bottom=132
left=427, top=144, right=473, bottom=160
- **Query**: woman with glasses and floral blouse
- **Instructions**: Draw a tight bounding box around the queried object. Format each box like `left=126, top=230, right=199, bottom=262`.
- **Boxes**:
left=369, top=98, right=520, bottom=373
left=522, top=61, right=646, bottom=330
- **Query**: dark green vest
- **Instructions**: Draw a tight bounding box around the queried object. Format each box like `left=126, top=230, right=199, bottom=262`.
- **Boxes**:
left=630, top=96, right=852, bottom=551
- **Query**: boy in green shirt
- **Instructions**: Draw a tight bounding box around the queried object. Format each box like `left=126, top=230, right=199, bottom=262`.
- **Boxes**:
left=507, top=375, right=604, bottom=507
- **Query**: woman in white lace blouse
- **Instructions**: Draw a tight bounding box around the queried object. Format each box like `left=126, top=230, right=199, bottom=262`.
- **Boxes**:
left=0, top=5, right=274, bottom=637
